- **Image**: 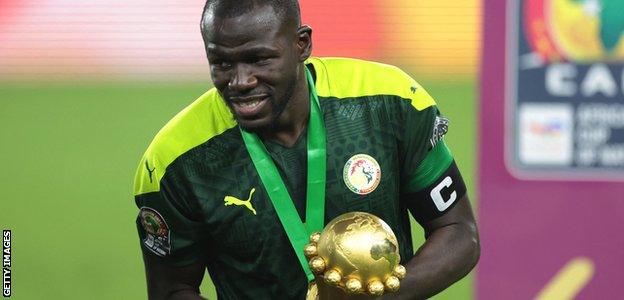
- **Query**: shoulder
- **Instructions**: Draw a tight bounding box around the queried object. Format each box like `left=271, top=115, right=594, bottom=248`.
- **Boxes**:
left=306, top=57, right=436, bottom=111
left=133, top=88, right=237, bottom=195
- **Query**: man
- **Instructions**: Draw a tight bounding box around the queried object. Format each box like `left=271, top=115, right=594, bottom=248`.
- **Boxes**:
left=133, top=0, right=480, bottom=299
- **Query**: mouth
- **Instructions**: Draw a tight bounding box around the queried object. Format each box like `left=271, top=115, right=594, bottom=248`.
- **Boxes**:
left=229, top=95, right=269, bottom=118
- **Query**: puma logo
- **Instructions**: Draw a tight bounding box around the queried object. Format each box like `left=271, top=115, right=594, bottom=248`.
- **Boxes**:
left=145, top=160, right=156, bottom=183
left=224, top=188, right=257, bottom=215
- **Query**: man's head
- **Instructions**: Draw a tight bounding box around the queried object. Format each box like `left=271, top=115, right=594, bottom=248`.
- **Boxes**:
left=202, top=0, right=301, bottom=28
left=200, top=0, right=312, bottom=131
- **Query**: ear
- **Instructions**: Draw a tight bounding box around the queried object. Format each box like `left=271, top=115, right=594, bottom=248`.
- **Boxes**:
left=297, top=25, right=313, bottom=62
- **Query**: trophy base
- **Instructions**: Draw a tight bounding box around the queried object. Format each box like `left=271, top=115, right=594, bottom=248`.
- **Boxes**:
left=307, top=279, right=375, bottom=300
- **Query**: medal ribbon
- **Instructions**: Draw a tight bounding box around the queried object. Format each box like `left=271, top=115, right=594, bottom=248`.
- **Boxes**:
left=240, top=67, right=325, bottom=281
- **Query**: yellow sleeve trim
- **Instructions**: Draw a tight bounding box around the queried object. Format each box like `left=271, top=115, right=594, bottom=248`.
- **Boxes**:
left=305, top=57, right=436, bottom=111
left=133, top=89, right=236, bottom=196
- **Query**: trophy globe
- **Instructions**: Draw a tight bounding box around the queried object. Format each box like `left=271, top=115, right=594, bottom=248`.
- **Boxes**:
left=305, top=212, right=406, bottom=299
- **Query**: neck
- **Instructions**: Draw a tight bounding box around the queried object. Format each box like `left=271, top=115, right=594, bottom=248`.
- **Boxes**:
left=259, top=67, right=310, bottom=147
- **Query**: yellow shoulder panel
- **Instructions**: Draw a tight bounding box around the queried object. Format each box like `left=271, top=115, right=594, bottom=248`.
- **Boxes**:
left=133, top=89, right=236, bottom=196
left=306, top=57, right=436, bottom=111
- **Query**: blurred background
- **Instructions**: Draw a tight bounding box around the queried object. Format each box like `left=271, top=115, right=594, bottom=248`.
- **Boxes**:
left=0, top=0, right=541, bottom=299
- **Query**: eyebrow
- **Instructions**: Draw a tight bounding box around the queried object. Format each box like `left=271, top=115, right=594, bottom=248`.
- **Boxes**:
left=207, top=44, right=280, bottom=57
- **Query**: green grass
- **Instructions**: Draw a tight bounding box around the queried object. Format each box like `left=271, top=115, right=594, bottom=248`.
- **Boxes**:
left=0, top=78, right=476, bottom=299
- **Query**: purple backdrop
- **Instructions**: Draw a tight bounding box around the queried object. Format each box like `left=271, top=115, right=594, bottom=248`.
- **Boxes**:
left=478, top=0, right=624, bottom=299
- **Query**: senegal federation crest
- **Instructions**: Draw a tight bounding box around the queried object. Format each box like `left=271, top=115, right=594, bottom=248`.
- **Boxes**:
left=343, top=154, right=381, bottom=195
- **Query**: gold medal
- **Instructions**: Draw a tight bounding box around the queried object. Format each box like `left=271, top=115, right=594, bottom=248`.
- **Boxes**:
left=306, top=281, right=318, bottom=300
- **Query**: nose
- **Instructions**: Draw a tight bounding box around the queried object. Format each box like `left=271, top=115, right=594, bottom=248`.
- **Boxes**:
left=228, top=64, right=258, bottom=92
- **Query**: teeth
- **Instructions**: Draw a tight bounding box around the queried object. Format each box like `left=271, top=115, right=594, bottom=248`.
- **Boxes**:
left=238, top=100, right=262, bottom=108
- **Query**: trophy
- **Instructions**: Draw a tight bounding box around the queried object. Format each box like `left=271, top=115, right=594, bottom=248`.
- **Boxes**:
left=304, top=212, right=407, bottom=299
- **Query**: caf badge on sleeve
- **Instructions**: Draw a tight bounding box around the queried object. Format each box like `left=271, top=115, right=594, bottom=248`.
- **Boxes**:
left=139, top=207, right=171, bottom=257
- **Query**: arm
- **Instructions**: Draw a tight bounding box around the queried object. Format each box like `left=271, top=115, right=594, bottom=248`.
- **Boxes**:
left=313, top=194, right=479, bottom=300
left=385, top=195, right=480, bottom=300
left=134, top=125, right=211, bottom=299
left=388, top=81, right=479, bottom=298
left=143, top=253, right=207, bottom=300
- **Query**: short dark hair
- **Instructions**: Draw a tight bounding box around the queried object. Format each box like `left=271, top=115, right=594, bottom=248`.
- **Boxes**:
left=201, top=0, right=301, bottom=31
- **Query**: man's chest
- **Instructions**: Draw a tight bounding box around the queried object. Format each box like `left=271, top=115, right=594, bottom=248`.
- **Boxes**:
left=192, top=122, right=402, bottom=247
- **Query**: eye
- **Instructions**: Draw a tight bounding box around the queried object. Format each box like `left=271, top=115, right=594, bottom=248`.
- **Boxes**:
left=211, top=60, right=232, bottom=70
left=254, top=57, right=272, bottom=66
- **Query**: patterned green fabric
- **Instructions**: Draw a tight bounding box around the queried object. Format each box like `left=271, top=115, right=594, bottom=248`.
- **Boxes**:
left=134, top=57, right=455, bottom=299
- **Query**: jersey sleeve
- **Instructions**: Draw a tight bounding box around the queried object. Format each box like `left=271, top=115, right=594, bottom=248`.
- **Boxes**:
left=133, top=154, right=207, bottom=267
left=397, top=83, right=467, bottom=224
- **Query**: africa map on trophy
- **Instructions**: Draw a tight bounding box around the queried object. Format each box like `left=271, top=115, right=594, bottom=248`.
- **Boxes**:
left=508, top=0, right=624, bottom=179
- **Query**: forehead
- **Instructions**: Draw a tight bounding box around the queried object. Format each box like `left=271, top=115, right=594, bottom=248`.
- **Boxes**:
left=202, top=4, right=288, bottom=49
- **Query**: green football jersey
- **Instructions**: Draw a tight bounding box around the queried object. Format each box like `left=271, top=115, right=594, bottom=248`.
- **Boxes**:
left=134, top=57, right=465, bottom=299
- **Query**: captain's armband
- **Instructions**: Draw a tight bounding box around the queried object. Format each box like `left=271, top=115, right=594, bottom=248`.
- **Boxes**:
left=401, top=142, right=467, bottom=223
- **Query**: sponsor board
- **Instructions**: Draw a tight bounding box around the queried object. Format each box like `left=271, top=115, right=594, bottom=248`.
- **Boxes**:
left=479, top=1, right=624, bottom=299
left=507, top=0, right=624, bottom=180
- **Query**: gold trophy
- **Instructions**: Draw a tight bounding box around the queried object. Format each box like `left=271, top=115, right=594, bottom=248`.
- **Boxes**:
left=305, top=212, right=407, bottom=299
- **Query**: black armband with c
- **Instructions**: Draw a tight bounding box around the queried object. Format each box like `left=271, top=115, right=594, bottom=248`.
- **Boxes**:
left=402, top=160, right=467, bottom=224
left=401, top=142, right=466, bottom=223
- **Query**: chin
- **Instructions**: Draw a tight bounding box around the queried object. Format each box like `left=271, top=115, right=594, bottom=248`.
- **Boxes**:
left=231, top=100, right=287, bottom=133
left=236, top=117, right=274, bottom=133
